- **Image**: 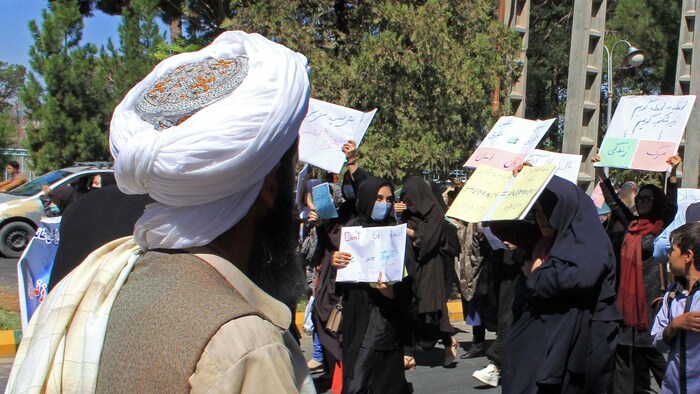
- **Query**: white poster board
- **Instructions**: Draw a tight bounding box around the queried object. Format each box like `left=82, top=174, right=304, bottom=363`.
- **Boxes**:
left=336, top=224, right=407, bottom=283
left=677, top=188, right=700, bottom=213
left=298, top=99, right=377, bottom=173
left=525, top=149, right=582, bottom=184
left=464, top=116, right=555, bottom=170
left=597, top=95, right=696, bottom=171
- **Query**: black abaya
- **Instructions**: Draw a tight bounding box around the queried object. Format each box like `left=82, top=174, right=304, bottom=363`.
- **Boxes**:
left=338, top=177, right=414, bottom=394
left=491, top=176, right=621, bottom=393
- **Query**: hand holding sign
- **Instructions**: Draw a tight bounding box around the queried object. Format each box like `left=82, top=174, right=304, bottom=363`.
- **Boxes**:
left=374, top=272, right=396, bottom=299
left=332, top=251, right=352, bottom=269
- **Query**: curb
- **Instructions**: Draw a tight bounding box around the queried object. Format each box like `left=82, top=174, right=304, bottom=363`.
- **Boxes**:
left=0, top=303, right=465, bottom=358
left=0, top=330, right=21, bottom=358
left=295, top=299, right=464, bottom=332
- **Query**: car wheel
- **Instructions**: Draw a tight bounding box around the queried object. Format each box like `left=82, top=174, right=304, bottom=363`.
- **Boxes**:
left=0, top=222, right=36, bottom=258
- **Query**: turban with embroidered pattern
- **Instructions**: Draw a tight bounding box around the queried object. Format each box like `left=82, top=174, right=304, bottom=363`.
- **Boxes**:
left=110, top=31, right=310, bottom=249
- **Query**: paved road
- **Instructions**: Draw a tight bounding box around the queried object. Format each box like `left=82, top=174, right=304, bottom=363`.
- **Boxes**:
left=300, top=321, right=502, bottom=394
left=0, top=258, right=18, bottom=293
left=0, top=256, right=661, bottom=393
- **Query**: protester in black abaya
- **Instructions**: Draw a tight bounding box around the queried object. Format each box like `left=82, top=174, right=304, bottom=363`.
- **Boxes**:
left=332, top=177, right=414, bottom=394
left=311, top=139, right=374, bottom=376
left=400, top=176, right=460, bottom=366
left=490, top=174, right=620, bottom=393
left=593, top=153, right=681, bottom=392
left=48, top=185, right=153, bottom=292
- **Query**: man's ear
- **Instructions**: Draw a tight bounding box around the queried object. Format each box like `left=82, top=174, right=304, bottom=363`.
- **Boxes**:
left=258, top=163, right=281, bottom=210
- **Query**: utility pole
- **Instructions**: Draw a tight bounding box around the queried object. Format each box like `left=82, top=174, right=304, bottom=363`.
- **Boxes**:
left=504, top=0, right=530, bottom=118
left=492, top=0, right=530, bottom=117
left=562, top=0, right=607, bottom=193
left=675, top=0, right=700, bottom=187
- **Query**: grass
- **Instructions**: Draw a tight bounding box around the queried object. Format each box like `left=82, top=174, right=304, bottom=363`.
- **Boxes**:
left=0, top=286, right=21, bottom=331
left=0, top=310, right=20, bottom=330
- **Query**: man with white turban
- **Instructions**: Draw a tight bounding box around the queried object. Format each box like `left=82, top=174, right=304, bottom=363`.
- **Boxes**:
left=7, top=31, right=315, bottom=393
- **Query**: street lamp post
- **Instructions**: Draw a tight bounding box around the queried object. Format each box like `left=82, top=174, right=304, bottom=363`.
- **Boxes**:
left=603, top=40, right=646, bottom=127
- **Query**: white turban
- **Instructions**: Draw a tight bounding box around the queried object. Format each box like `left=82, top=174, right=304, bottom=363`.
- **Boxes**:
left=109, top=31, right=310, bottom=250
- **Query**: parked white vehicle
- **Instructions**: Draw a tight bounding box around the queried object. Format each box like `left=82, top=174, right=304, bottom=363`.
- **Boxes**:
left=0, top=162, right=114, bottom=257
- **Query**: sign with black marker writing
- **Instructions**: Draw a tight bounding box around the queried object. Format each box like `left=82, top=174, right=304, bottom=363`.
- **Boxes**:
left=298, top=99, right=377, bottom=173
left=525, top=149, right=581, bottom=185
left=464, top=116, right=555, bottom=170
left=336, top=224, right=407, bottom=283
left=311, top=183, right=338, bottom=220
left=446, top=164, right=557, bottom=223
left=597, top=95, right=696, bottom=171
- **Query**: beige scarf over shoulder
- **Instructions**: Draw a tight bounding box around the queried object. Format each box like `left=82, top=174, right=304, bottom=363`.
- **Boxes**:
left=6, top=237, right=141, bottom=394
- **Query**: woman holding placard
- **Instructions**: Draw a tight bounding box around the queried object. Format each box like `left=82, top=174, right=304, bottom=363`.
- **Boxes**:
left=331, top=176, right=415, bottom=394
left=593, top=153, right=681, bottom=393
left=490, top=175, right=620, bottom=393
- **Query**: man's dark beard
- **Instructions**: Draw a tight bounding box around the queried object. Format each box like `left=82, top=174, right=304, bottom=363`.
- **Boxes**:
left=248, top=157, right=305, bottom=309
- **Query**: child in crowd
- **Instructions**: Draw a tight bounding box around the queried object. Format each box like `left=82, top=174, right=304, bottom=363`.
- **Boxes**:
left=651, top=222, right=700, bottom=394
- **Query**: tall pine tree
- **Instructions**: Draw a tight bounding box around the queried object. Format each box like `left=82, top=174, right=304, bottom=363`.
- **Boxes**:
left=102, top=0, right=163, bottom=103
left=21, top=0, right=112, bottom=172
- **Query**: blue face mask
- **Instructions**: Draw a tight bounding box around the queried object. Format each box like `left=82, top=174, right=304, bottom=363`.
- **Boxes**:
left=343, top=185, right=355, bottom=200
left=371, top=202, right=391, bottom=222
left=50, top=205, right=60, bottom=215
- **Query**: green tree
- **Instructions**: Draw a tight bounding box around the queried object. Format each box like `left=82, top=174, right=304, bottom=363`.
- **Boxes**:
left=0, top=62, right=26, bottom=150
left=102, top=0, right=164, bottom=101
left=525, top=0, right=573, bottom=150
left=21, top=0, right=112, bottom=172
left=0, top=62, right=26, bottom=113
left=225, top=0, right=520, bottom=181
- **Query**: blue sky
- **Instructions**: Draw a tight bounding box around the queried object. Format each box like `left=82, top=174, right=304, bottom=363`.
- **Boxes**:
left=0, top=0, right=124, bottom=68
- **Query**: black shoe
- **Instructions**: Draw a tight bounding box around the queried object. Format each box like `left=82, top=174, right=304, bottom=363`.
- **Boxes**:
left=460, top=343, right=485, bottom=359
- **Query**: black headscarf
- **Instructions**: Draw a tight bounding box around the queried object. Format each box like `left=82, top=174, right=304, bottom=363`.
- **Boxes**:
left=428, top=180, right=448, bottom=211
left=686, top=202, right=700, bottom=223
left=351, top=176, right=395, bottom=228
left=49, top=185, right=78, bottom=215
left=492, top=176, right=620, bottom=392
left=492, top=176, right=615, bottom=288
left=401, top=176, right=446, bottom=261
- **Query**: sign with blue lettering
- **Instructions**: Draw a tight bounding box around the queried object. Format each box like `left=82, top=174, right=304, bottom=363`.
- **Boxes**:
left=336, top=224, right=407, bottom=283
left=17, top=217, right=61, bottom=330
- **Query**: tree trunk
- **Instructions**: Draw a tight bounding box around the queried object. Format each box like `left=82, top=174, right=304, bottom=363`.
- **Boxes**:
left=169, top=16, right=182, bottom=43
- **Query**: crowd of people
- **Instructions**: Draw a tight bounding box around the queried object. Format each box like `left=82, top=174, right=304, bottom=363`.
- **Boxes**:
left=3, top=30, right=699, bottom=394
left=297, top=145, right=699, bottom=393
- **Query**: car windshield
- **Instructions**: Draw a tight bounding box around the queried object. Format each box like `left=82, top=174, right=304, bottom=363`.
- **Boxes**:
left=8, top=170, right=72, bottom=196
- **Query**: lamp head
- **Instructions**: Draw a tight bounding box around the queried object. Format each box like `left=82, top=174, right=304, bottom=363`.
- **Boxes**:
left=623, top=46, right=645, bottom=68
